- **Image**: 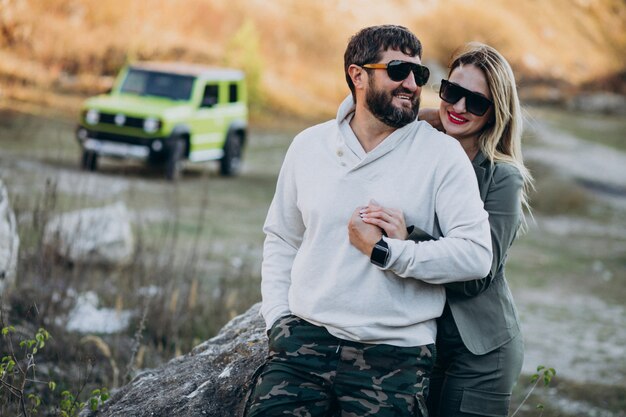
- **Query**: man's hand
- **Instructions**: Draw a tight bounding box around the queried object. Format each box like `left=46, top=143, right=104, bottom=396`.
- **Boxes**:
left=348, top=207, right=384, bottom=256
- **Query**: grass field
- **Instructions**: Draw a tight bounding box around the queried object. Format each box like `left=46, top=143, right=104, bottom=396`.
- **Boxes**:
left=529, top=106, right=626, bottom=152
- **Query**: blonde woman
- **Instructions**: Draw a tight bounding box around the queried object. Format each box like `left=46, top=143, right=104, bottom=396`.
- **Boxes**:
left=360, top=42, right=532, bottom=416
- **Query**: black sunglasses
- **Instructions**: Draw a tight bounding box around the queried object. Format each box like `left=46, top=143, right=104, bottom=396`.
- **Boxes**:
left=362, top=60, right=430, bottom=86
left=439, top=79, right=493, bottom=116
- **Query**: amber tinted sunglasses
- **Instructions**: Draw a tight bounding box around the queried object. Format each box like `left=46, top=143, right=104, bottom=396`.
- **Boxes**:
left=439, top=79, right=493, bottom=116
left=362, top=60, right=430, bottom=86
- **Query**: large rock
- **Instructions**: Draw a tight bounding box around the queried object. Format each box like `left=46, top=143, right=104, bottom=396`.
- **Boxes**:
left=43, top=202, right=135, bottom=266
left=567, top=92, right=626, bottom=115
left=0, top=180, right=19, bottom=294
left=84, top=303, right=267, bottom=417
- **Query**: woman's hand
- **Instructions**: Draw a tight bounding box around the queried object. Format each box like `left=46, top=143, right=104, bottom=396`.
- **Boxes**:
left=418, top=108, right=444, bottom=132
left=348, top=207, right=383, bottom=256
left=360, top=200, right=408, bottom=240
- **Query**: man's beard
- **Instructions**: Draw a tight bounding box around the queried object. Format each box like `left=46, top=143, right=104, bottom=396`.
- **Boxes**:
left=365, top=80, right=420, bottom=129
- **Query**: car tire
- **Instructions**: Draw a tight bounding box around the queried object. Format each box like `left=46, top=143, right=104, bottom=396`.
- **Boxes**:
left=165, top=139, right=185, bottom=180
left=220, top=131, right=243, bottom=176
left=81, top=150, right=98, bottom=172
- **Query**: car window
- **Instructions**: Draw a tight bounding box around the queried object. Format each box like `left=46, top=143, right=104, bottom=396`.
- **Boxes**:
left=120, top=69, right=195, bottom=101
left=229, top=83, right=238, bottom=103
left=202, top=84, right=219, bottom=107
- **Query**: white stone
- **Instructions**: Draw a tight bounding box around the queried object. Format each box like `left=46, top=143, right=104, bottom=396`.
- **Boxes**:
left=43, top=201, right=134, bottom=266
left=64, top=291, right=132, bottom=334
left=0, top=180, right=19, bottom=294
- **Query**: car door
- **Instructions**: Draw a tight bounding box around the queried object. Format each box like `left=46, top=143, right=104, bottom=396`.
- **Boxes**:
left=190, top=82, right=228, bottom=162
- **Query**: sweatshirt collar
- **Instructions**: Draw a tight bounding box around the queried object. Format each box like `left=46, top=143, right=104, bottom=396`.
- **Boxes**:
left=336, top=95, right=418, bottom=167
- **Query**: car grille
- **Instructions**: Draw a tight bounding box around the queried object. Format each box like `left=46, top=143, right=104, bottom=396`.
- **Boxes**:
left=87, top=130, right=161, bottom=146
left=99, top=113, right=144, bottom=128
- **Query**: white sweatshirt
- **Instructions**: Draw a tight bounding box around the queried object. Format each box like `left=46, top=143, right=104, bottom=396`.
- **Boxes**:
left=261, top=96, right=492, bottom=347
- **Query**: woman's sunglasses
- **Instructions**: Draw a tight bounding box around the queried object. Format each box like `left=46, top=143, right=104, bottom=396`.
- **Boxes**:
left=439, top=79, right=493, bottom=116
left=362, top=60, right=430, bottom=86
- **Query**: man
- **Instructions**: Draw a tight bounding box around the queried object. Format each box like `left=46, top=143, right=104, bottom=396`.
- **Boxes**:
left=245, top=25, right=492, bottom=417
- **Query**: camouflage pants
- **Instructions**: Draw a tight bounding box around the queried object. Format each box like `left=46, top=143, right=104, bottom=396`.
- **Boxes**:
left=244, top=315, right=434, bottom=417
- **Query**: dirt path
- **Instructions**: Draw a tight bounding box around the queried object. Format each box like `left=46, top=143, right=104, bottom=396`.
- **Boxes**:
left=525, top=115, right=626, bottom=208
left=517, top=276, right=626, bottom=385
left=516, top=117, right=626, bottom=389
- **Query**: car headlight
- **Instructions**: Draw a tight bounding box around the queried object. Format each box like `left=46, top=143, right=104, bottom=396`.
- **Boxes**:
left=143, top=117, right=161, bottom=134
left=85, top=109, right=100, bottom=125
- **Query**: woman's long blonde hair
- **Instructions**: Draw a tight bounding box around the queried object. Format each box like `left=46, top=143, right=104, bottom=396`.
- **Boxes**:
left=449, top=42, right=533, bottom=222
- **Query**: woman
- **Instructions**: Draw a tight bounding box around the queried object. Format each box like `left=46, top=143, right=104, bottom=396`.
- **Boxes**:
left=360, top=42, right=533, bottom=416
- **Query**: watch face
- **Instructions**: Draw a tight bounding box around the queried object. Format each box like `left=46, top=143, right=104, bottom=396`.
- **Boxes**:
left=371, top=242, right=390, bottom=267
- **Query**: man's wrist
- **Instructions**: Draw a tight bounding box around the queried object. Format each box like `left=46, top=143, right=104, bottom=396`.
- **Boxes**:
left=370, top=237, right=390, bottom=267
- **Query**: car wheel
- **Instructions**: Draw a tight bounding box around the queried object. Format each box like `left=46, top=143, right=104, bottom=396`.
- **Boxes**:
left=220, top=132, right=242, bottom=176
left=165, top=139, right=185, bottom=180
left=81, top=150, right=98, bottom=172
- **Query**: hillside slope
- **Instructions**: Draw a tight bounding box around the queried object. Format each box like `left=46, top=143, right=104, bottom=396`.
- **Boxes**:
left=1, top=0, right=625, bottom=118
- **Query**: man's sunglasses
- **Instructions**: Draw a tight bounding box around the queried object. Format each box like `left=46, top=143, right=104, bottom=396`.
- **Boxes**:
left=439, top=79, right=493, bottom=116
left=362, top=60, right=430, bottom=86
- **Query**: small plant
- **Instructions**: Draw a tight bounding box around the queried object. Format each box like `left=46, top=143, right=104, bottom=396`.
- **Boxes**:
left=59, top=387, right=109, bottom=417
left=0, top=324, right=108, bottom=416
left=1, top=325, right=49, bottom=416
left=511, top=365, right=557, bottom=417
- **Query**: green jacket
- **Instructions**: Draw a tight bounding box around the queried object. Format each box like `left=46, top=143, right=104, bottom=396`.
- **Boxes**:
left=409, top=151, right=523, bottom=355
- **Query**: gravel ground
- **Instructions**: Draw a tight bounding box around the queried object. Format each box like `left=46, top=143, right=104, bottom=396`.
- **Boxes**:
left=513, top=116, right=626, bottom=413
left=2, top=112, right=625, bottom=413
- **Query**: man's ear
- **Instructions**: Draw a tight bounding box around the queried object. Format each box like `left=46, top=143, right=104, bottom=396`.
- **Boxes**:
left=348, top=64, right=367, bottom=90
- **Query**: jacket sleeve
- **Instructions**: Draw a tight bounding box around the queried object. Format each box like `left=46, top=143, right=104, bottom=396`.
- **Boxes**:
left=446, top=164, right=523, bottom=296
left=405, top=224, right=496, bottom=295
left=260, top=144, right=305, bottom=331
left=383, top=149, right=493, bottom=284
left=406, top=226, right=435, bottom=243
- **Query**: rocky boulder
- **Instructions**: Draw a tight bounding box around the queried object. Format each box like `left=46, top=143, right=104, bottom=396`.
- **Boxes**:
left=567, top=92, right=626, bottom=115
left=0, top=179, right=19, bottom=294
left=83, top=302, right=267, bottom=417
left=43, top=202, right=135, bottom=266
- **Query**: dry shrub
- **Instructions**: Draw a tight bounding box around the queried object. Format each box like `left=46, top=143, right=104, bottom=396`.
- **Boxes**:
left=414, top=3, right=527, bottom=65
left=4, top=173, right=262, bottom=396
left=414, top=0, right=626, bottom=84
left=530, top=175, right=592, bottom=216
left=1, top=0, right=625, bottom=118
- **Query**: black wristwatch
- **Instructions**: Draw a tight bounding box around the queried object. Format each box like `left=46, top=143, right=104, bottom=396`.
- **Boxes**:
left=370, top=237, right=390, bottom=267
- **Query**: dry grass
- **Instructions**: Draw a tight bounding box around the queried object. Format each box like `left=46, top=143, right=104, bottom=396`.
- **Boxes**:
left=0, top=106, right=285, bottom=414
left=1, top=171, right=266, bottom=413
left=1, top=0, right=625, bottom=119
left=415, top=0, right=626, bottom=81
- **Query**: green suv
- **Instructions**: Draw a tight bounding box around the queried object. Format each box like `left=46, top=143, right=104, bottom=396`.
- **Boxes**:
left=76, top=62, right=248, bottom=179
